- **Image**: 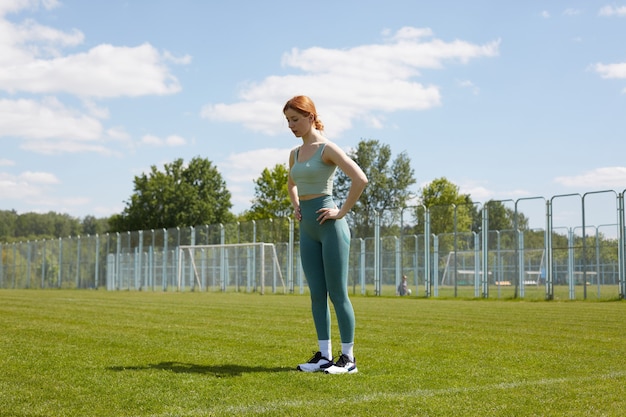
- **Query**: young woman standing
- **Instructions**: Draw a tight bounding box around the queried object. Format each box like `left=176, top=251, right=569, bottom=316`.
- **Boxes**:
left=284, top=96, right=368, bottom=374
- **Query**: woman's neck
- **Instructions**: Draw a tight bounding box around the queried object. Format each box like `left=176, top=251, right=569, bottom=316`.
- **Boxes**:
left=301, top=130, right=325, bottom=145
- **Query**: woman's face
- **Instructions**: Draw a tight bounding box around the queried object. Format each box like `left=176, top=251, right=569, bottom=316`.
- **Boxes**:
left=284, top=108, right=312, bottom=138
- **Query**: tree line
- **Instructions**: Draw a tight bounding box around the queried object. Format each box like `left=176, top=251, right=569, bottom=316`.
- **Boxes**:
left=0, top=211, right=109, bottom=243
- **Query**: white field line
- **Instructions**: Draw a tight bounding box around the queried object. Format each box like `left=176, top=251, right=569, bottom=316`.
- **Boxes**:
left=152, top=370, right=626, bottom=416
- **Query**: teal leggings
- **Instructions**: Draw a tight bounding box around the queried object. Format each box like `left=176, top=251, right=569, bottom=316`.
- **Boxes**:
left=299, top=196, right=355, bottom=343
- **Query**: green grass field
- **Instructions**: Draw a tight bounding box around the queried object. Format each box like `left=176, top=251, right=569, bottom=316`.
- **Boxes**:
left=1, top=290, right=625, bottom=417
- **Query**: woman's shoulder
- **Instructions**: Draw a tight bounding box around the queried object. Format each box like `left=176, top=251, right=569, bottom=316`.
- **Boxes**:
left=320, top=139, right=339, bottom=151
left=320, top=140, right=347, bottom=157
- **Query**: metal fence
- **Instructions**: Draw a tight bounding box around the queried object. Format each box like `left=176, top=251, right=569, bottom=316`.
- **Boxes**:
left=2, top=190, right=626, bottom=300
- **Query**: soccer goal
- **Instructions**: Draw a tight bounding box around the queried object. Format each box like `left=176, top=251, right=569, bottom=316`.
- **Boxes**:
left=177, top=243, right=285, bottom=294
left=440, top=249, right=545, bottom=288
left=441, top=250, right=484, bottom=286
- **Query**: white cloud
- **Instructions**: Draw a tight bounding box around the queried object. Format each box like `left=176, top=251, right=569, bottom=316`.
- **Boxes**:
left=21, top=170, right=59, bottom=184
left=0, top=158, right=15, bottom=166
left=219, top=148, right=289, bottom=185
left=140, top=134, right=162, bottom=146
left=0, top=4, right=191, bottom=156
left=554, top=167, right=626, bottom=188
left=0, top=43, right=184, bottom=97
left=82, top=99, right=110, bottom=119
left=217, top=148, right=291, bottom=209
left=0, top=97, right=103, bottom=141
left=0, top=2, right=188, bottom=97
left=599, top=5, right=626, bottom=16
left=0, top=0, right=60, bottom=17
left=163, top=50, right=192, bottom=65
left=592, top=62, right=626, bottom=79
left=457, top=180, right=531, bottom=203
left=164, top=135, right=186, bottom=146
left=592, top=62, right=626, bottom=92
left=0, top=170, right=59, bottom=201
left=541, top=10, right=551, bottom=18
left=0, top=96, right=121, bottom=156
left=458, top=79, right=480, bottom=95
left=459, top=184, right=493, bottom=201
left=106, top=127, right=131, bottom=141
left=201, top=27, right=499, bottom=137
left=140, top=134, right=187, bottom=147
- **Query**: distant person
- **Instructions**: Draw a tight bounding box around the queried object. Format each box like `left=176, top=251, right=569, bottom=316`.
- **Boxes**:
left=285, top=95, right=368, bottom=374
left=397, top=275, right=411, bottom=296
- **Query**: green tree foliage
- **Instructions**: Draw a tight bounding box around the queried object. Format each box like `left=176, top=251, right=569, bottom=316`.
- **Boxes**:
left=0, top=210, right=18, bottom=239
left=0, top=210, right=109, bottom=241
left=81, top=215, right=110, bottom=236
left=418, top=177, right=474, bottom=235
left=2, top=211, right=81, bottom=240
left=334, top=139, right=416, bottom=237
left=243, top=164, right=292, bottom=221
left=109, top=157, right=234, bottom=232
left=480, top=200, right=529, bottom=232
left=476, top=200, right=530, bottom=250
left=237, top=163, right=293, bottom=244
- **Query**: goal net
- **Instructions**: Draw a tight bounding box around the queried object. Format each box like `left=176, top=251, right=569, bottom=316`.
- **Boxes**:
left=177, top=243, right=285, bottom=293
left=440, top=249, right=545, bottom=287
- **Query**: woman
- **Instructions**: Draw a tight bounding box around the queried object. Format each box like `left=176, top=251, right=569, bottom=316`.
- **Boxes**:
left=284, top=95, right=368, bottom=374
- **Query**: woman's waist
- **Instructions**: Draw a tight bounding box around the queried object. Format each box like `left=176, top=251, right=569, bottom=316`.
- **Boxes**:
left=299, top=194, right=335, bottom=210
left=298, top=193, right=329, bottom=201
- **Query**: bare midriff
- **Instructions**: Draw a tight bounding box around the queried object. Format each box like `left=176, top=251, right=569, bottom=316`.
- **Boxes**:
left=299, top=193, right=327, bottom=201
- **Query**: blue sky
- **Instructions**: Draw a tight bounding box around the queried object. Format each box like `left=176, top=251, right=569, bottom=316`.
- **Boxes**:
left=1, top=0, right=625, bottom=229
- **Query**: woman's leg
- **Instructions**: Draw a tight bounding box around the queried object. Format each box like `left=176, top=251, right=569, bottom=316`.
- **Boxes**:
left=321, top=218, right=355, bottom=344
left=299, top=230, right=331, bottom=341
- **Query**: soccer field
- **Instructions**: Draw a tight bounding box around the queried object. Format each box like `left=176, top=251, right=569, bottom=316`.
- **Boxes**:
left=1, top=290, right=625, bottom=416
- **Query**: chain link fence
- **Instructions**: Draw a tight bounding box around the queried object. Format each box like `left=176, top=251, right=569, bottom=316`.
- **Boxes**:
left=2, top=191, right=625, bottom=300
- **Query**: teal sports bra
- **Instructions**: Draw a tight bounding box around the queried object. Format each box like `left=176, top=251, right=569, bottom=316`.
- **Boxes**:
left=290, top=144, right=336, bottom=197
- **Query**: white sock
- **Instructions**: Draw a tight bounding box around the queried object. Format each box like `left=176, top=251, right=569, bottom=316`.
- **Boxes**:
left=341, top=342, right=354, bottom=361
left=318, top=340, right=332, bottom=360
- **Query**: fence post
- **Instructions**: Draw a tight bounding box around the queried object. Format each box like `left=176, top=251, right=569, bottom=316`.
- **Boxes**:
left=95, top=235, right=100, bottom=289
left=473, top=232, right=480, bottom=298
left=545, top=199, right=554, bottom=300
left=481, top=206, right=489, bottom=298
left=58, top=237, right=63, bottom=288
left=288, top=217, right=294, bottom=294
left=423, top=205, right=431, bottom=298
left=41, top=240, right=46, bottom=289
left=374, top=210, right=380, bottom=296
left=619, top=192, right=625, bottom=299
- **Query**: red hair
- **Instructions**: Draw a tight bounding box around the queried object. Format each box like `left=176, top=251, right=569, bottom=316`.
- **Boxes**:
left=283, top=95, right=325, bottom=131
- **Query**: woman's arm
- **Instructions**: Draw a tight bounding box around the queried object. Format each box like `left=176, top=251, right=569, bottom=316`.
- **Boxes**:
left=288, top=148, right=302, bottom=221
left=321, top=142, right=368, bottom=219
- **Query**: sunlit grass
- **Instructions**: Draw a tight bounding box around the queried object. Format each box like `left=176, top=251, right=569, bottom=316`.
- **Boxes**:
left=0, top=290, right=625, bottom=416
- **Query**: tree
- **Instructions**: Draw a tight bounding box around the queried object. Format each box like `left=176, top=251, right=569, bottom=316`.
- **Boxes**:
left=237, top=163, right=293, bottom=243
left=418, top=177, right=474, bottom=236
left=0, top=210, right=18, bottom=239
left=81, top=215, right=110, bottom=236
left=12, top=211, right=81, bottom=239
left=479, top=200, right=529, bottom=232
left=243, top=164, right=292, bottom=220
left=477, top=200, right=530, bottom=250
left=109, top=157, right=234, bottom=232
left=334, top=139, right=416, bottom=237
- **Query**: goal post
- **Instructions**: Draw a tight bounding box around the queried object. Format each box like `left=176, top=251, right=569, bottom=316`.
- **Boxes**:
left=176, top=243, right=285, bottom=293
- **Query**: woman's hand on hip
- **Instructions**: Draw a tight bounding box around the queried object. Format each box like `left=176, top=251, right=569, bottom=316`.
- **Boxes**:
left=316, top=206, right=342, bottom=224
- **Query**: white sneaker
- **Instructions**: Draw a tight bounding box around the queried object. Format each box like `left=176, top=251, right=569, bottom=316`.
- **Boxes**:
left=324, top=353, right=358, bottom=374
left=297, top=351, right=332, bottom=372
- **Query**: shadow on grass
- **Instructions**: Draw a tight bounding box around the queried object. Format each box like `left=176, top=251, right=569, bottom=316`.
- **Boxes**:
left=107, top=361, right=293, bottom=377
